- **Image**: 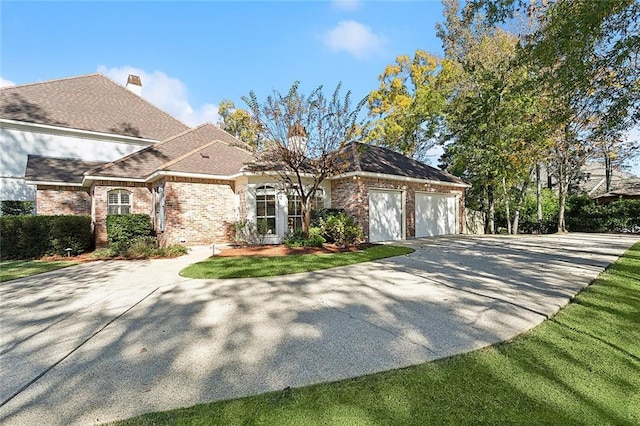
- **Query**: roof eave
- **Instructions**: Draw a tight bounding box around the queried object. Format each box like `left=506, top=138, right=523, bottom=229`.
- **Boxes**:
left=329, top=171, right=471, bottom=188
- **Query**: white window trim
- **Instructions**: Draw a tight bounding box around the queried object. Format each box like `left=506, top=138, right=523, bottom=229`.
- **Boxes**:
left=107, top=189, right=133, bottom=215
left=255, top=185, right=276, bottom=235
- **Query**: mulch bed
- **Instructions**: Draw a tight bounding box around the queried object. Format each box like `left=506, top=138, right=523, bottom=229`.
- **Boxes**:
left=216, top=243, right=373, bottom=257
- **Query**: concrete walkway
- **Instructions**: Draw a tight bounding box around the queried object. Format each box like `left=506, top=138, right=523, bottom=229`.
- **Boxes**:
left=0, top=233, right=637, bottom=425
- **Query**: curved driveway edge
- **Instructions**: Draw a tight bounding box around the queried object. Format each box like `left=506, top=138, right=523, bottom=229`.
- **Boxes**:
left=1, top=233, right=638, bottom=425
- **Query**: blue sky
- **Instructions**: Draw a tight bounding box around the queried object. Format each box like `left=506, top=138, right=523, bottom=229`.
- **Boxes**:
left=1, top=0, right=445, bottom=126
left=2, top=0, right=638, bottom=174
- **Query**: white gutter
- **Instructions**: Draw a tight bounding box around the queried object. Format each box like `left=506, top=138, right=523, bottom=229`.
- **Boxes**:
left=83, top=175, right=146, bottom=183
left=330, top=171, right=471, bottom=188
left=0, top=119, right=160, bottom=146
left=25, top=180, right=83, bottom=187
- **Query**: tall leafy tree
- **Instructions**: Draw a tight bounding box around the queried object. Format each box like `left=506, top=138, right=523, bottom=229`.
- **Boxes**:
left=438, top=0, right=550, bottom=233
left=365, top=50, right=453, bottom=160
left=217, top=99, right=263, bottom=151
left=470, top=0, right=640, bottom=231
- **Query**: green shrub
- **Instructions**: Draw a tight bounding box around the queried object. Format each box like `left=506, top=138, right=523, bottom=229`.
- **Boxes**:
left=160, top=244, right=189, bottom=257
left=283, top=227, right=326, bottom=248
left=495, top=188, right=559, bottom=234
left=318, top=212, right=364, bottom=246
left=106, top=214, right=152, bottom=246
left=92, top=247, right=116, bottom=259
left=310, top=208, right=345, bottom=227
left=1, top=200, right=34, bottom=216
left=0, top=215, right=92, bottom=259
left=566, top=196, right=640, bottom=233
left=91, top=239, right=187, bottom=259
left=124, top=235, right=158, bottom=258
left=50, top=215, right=93, bottom=255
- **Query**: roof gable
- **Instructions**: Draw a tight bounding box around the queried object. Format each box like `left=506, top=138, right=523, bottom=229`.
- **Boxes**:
left=0, top=74, right=189, bottom=140
left=87, top=123, right=254, bottom=180
left=336, top=142, right=466, bottom=185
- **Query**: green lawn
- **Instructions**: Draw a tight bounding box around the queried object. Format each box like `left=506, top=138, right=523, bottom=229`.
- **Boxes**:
left=115, top=242, right=640, bottom=426
left=180, top=245, right=415, bottom=279
left=0, top=260, right=78, bottom=282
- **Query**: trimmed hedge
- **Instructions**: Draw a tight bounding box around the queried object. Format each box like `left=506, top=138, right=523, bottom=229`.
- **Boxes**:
left=0, top=215, right=92, bottom=260
left=566, top=196, right=640, bottom=233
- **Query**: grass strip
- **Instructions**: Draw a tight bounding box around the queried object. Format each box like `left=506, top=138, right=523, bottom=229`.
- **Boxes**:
left=0, top=260, right=78, bottom=282
left=180, top=245, right=414, bottom=279
left=116, top=242, right=640, bottom=425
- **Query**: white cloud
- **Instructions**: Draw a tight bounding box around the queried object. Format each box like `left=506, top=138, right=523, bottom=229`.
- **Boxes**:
left=97, top=65, right=219, bottom=127
left=0, top=77, right=16, bottom=88
left=332, top=0, right=360, bottom=11
left=323, top=20, right=385, bottom=60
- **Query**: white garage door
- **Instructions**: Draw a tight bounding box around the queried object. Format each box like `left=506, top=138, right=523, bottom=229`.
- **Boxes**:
left=415, top=193, right=457, bottom=237
left=369, top=190, right=403, bottom=242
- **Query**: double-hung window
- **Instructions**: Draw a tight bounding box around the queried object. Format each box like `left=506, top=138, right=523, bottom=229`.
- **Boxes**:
left=108, top=189, right=132, bottom=215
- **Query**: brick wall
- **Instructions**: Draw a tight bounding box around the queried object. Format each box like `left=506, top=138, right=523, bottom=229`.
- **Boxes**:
left=92, top=182, right=152, bottom=247
left=331, top=176, right=465, bottom=240
left=36, top=186, right=91, bottom=215
left=160, top=177, right=237, bottom=245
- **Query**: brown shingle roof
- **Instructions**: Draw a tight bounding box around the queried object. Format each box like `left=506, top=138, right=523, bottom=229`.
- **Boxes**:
left=335, top=142, right=466, bottom=185
left=0, top=73, right=189, bottom=140
left=25, top=155, right=106, bottom=184
left=88, top=123, right=253, bottom=180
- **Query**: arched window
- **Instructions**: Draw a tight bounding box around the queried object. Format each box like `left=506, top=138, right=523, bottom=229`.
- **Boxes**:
left=255, top=185, right=276, bottom=234
left=108, top=189, right=132, bottom=215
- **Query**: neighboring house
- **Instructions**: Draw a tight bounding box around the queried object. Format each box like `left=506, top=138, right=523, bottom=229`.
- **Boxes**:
left=594, top=181, right=640, bottom=203
left=12, top=73, right=468, bottom=245
left=581, top=161, right=640, bottom=197
left=0, top=73, right=189, bottom=204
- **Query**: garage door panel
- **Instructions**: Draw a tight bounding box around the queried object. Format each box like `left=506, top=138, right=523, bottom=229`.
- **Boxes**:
left=369, top=190, right=402, bottom=242
left=416, top=193, right=457, bottom=237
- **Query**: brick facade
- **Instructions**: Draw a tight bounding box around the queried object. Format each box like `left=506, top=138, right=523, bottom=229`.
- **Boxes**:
left=37, top=174, right=463, bottom=248
left=36, top=186, right=91, bottom=215
left=92, top=182, right=152, bottom=247
left=159, top=177, right=236, bottom=245
left=331, top=176, right=465, bottom=240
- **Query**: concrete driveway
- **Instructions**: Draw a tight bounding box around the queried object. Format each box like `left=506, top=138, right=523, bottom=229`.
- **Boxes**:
left=0, top=233, right=638, bottom=425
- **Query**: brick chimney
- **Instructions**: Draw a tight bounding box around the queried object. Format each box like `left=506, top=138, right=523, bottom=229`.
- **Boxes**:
left=125, top=74, right=142, bottom=96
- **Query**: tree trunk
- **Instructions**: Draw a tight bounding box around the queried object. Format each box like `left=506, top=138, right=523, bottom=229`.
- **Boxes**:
left=605, top=152, right=612, bottom=193
left=557, top=151, right=568, bottom=233
left=303, top=206, right=311, bottom=237
left=558, top=186, right=567, bottom=233
left=485, top=183, right=495, bottom=234
left=512, top=169, right=532, bottom=235
left=502, top=176, right=511, bottom=234
left=536, top=164, right=543, bottom=234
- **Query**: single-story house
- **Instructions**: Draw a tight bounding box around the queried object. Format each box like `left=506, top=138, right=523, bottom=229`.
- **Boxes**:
left=25, top=122, right=468, bottom=245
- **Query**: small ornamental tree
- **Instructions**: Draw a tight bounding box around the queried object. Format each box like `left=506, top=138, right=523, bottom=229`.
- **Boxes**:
left=243, top=81, right=366, bottom=237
